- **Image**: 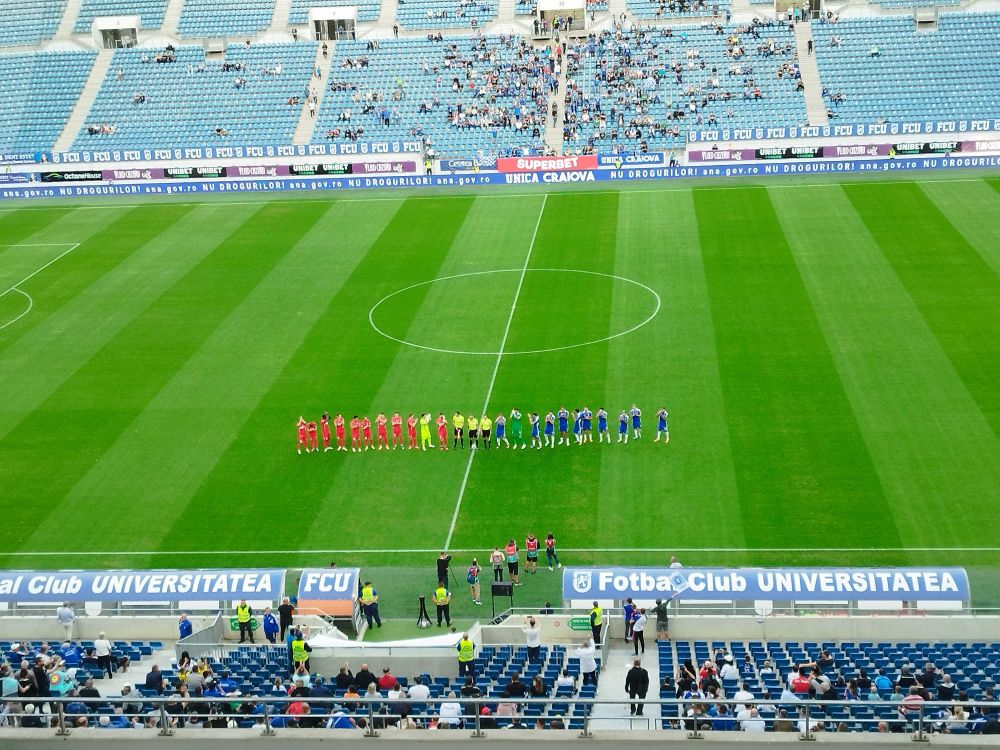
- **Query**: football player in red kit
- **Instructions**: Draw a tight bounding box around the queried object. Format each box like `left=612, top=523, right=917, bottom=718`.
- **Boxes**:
left=391, top=412, right=403, bottom=448
left=407, top=414, right=418, bottom=449
left=321, top=412, right=332, bottom=452
left=334, top=413, right=347, bottom=451
left=436, top=412, right=448, bottom=450
left=349, top=416, right=362, bottom=452
left=306, top=420, right=318, bottom=452
left=375, top=413, right=389, bottom=450
left=297, top=417, right=308, bottom=454
left=360, top=416, right=373, bottom=450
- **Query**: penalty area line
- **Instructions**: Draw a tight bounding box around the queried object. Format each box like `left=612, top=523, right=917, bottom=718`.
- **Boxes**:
left=1, top=547, right=999, bottom=557
left=444, top=193, right=547, bottom=550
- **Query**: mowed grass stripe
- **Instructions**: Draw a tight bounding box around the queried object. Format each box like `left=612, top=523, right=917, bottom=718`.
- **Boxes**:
left=449, top=192, right=620, bottom=548
left=0, top=207, right=76, bottom=251
left=0, top=206, right=258, bottom=443
left=0, top=206, right=157, bottom=354
left=1, top=203, right=316, bottom=549
left=157, top=197, right=477, bottom=553
left=299, top=195, right=546, bottom=554
left=694, top=187, right=902, bottom=548
left=770, top=185, right=1000, bottom=548
left=918, top=179, right=1000, bottom=278
left=20, top=201, right=361, bottom=555
left=600, top=190, right=748, bottom=560
left=843, top=183, right=1000, bottom=437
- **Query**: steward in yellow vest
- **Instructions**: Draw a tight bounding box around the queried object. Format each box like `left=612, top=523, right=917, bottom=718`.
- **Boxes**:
left=433, top=584, right=452, bottom=628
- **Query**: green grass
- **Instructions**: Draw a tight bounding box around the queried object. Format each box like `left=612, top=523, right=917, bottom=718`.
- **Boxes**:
left=1, top=174, right=999, bottom=607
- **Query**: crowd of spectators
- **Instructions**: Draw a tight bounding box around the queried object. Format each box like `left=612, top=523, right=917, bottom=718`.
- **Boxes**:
left=561, top=18, right=803, bottom=154
left=668, top=648, right=1000, bottom=735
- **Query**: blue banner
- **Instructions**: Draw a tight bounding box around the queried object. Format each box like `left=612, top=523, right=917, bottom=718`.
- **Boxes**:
left=2, top=154, right=999, bottom=201
left=297, top=568, right=360, bottom=600
left=45, top=141, right=422, bottom=165
left=0, top=570, right=285, bottom=602
left=687, top=118, right=1000, bottom=144
left=440, top=157, right=497, bottom=172
left=563, top=567, right=970, bottom=601
left=597, top=153, right=666, bottom=167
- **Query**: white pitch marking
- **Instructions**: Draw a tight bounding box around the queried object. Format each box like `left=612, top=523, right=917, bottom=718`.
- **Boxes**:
left=0, top=288, right=32, bottom=331
left=368, top=268, right=661, bottom=356
left=2, top=546, right=999, bottom=557
left=444, top=194, right=547, bottom=550
left=0, top=243, right=80, bottom=331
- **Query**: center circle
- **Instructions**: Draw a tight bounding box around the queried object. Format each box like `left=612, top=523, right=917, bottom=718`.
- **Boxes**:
left=368, top=269, right=661, bottom=356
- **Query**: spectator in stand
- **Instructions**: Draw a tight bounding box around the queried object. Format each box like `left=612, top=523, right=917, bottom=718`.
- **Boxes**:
left=522, top=617, right=542, bottom=663
left=355, top=663, right=376, bottom=691
left=377, top=667, right=397, bottom=691
left=262, top=607, right=279, bottom=644
left=145, top=665, right=165, bottom=694
left=56, top=603, right=76, bottom=642
left=438, top=692, right=463, bottom=727
left=576, top=638, right=598, bottom=687
left=178, top=613, right=193, bottom=640
left=94, top=632, right=114, bottom=679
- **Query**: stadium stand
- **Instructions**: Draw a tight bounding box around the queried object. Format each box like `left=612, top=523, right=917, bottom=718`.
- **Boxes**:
left=814, top=12, right=1000, bottom=124
left=289, top=0, right=381, bottom=24
left=176, top=0, right=275, bottom=38
left=627, top=0, right=731, bottom=22
left=70, top=42, right=316, bottom=150
left=869, top=0, right=958, bottom=8
left=313, top=35, right=548, bottom=159
left=395, top=0, right=499, bottom=30
left=564, top=21, right=807, bottom=154
left=664, top=640, right=1000, bottom=732
left=73, top=0, right=169, bottom=32
left=515, top=0, right=607, bottom=17
left=0, top=51, right=97, bottom=156
left=0, top=0, right=67, bottom=48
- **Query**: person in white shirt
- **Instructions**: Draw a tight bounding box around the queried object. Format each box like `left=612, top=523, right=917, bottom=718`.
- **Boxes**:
left=733, top=682, right=755, bottom=712
left=631, top=610, right=647, bottom=655
left=740, top=706, right=767, bottom=732
left=719, top=655, right=739, bottom=682
left=575, top=639, right=598, bottom=687
left=668, top=556, right=683, bottom=569
left=94, top=632, right=114, bottom=679
left=522, top=618, right=542, bottom=663
left=438, top=692, right=463, bottom=726
left=407, top=677, right=430, bottom=702
left=555, top=669, right=576, bottom=693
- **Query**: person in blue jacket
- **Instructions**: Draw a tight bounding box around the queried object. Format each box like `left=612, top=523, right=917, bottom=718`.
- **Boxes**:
left=178, top=613, right=193, bottom=640
left=262, top=607, right=280, bottom=644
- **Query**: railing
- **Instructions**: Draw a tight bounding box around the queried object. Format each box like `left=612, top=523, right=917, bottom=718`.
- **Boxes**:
left=174, top=610, right=225, bottom=662
left=3, top=695, right=996, bottom=739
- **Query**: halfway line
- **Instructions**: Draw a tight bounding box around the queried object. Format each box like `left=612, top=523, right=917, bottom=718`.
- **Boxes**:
left=444, top=194, right=548, bottom=550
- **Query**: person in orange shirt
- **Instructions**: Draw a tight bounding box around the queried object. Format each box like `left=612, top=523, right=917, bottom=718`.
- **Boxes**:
left=375, top=413, right=389, bottom=450
left=306, top=421, right=319, bottom=452
left=391, top=412, right=404, bottom=449
left=321, top=412, right=332, bottom=452
left=436, top=413, right=448, bottom=450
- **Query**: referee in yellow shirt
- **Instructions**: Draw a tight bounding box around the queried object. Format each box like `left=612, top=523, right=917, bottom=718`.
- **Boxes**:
left=452, top=412, right=465, bottom=449
left=467, top=414, right=479, bottom=450
left=480, top=414, right=493, bottom=449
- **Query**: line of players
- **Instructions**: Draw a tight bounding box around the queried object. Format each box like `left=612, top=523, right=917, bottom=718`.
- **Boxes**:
left=297, top=406, right=668, bottom=453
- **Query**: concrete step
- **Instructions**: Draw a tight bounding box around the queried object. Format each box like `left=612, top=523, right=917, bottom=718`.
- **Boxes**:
left=55, top=0, right=85, bottom=38
left=160, top=0, right=185, bottom=36
left=53, top=48, right=114, bottom=153
left=793, top=20, right=829, bottom=126
left=291, top=42, right=331, bottom=145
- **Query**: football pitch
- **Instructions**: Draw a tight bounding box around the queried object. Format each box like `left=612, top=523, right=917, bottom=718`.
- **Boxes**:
left=1, top=173, right=999, bottom=614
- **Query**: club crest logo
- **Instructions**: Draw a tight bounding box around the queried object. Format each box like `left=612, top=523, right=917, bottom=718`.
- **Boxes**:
left=572, top=571, right=592, bottom=593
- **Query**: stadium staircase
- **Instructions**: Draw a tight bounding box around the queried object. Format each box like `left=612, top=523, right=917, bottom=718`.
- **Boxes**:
left=269, top=0, right=294, bottom=32
left=53, top=47, right=112, bottom=152
left=608, top=0, right=628, bottom=21
left=55, top=0, right=85, bottom=38
left=544, top=49, right=567, bottom=155
left=160, top=0, right=185, bottom=35
left=497, top=0, right=519, bottom=23
left=291, top=42, right=331, bottom=144
left=794, top=19, right=829, bottom=126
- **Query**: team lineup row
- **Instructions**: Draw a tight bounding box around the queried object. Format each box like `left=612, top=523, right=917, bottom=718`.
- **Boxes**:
left=295, top=407, right=670, bottom=453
